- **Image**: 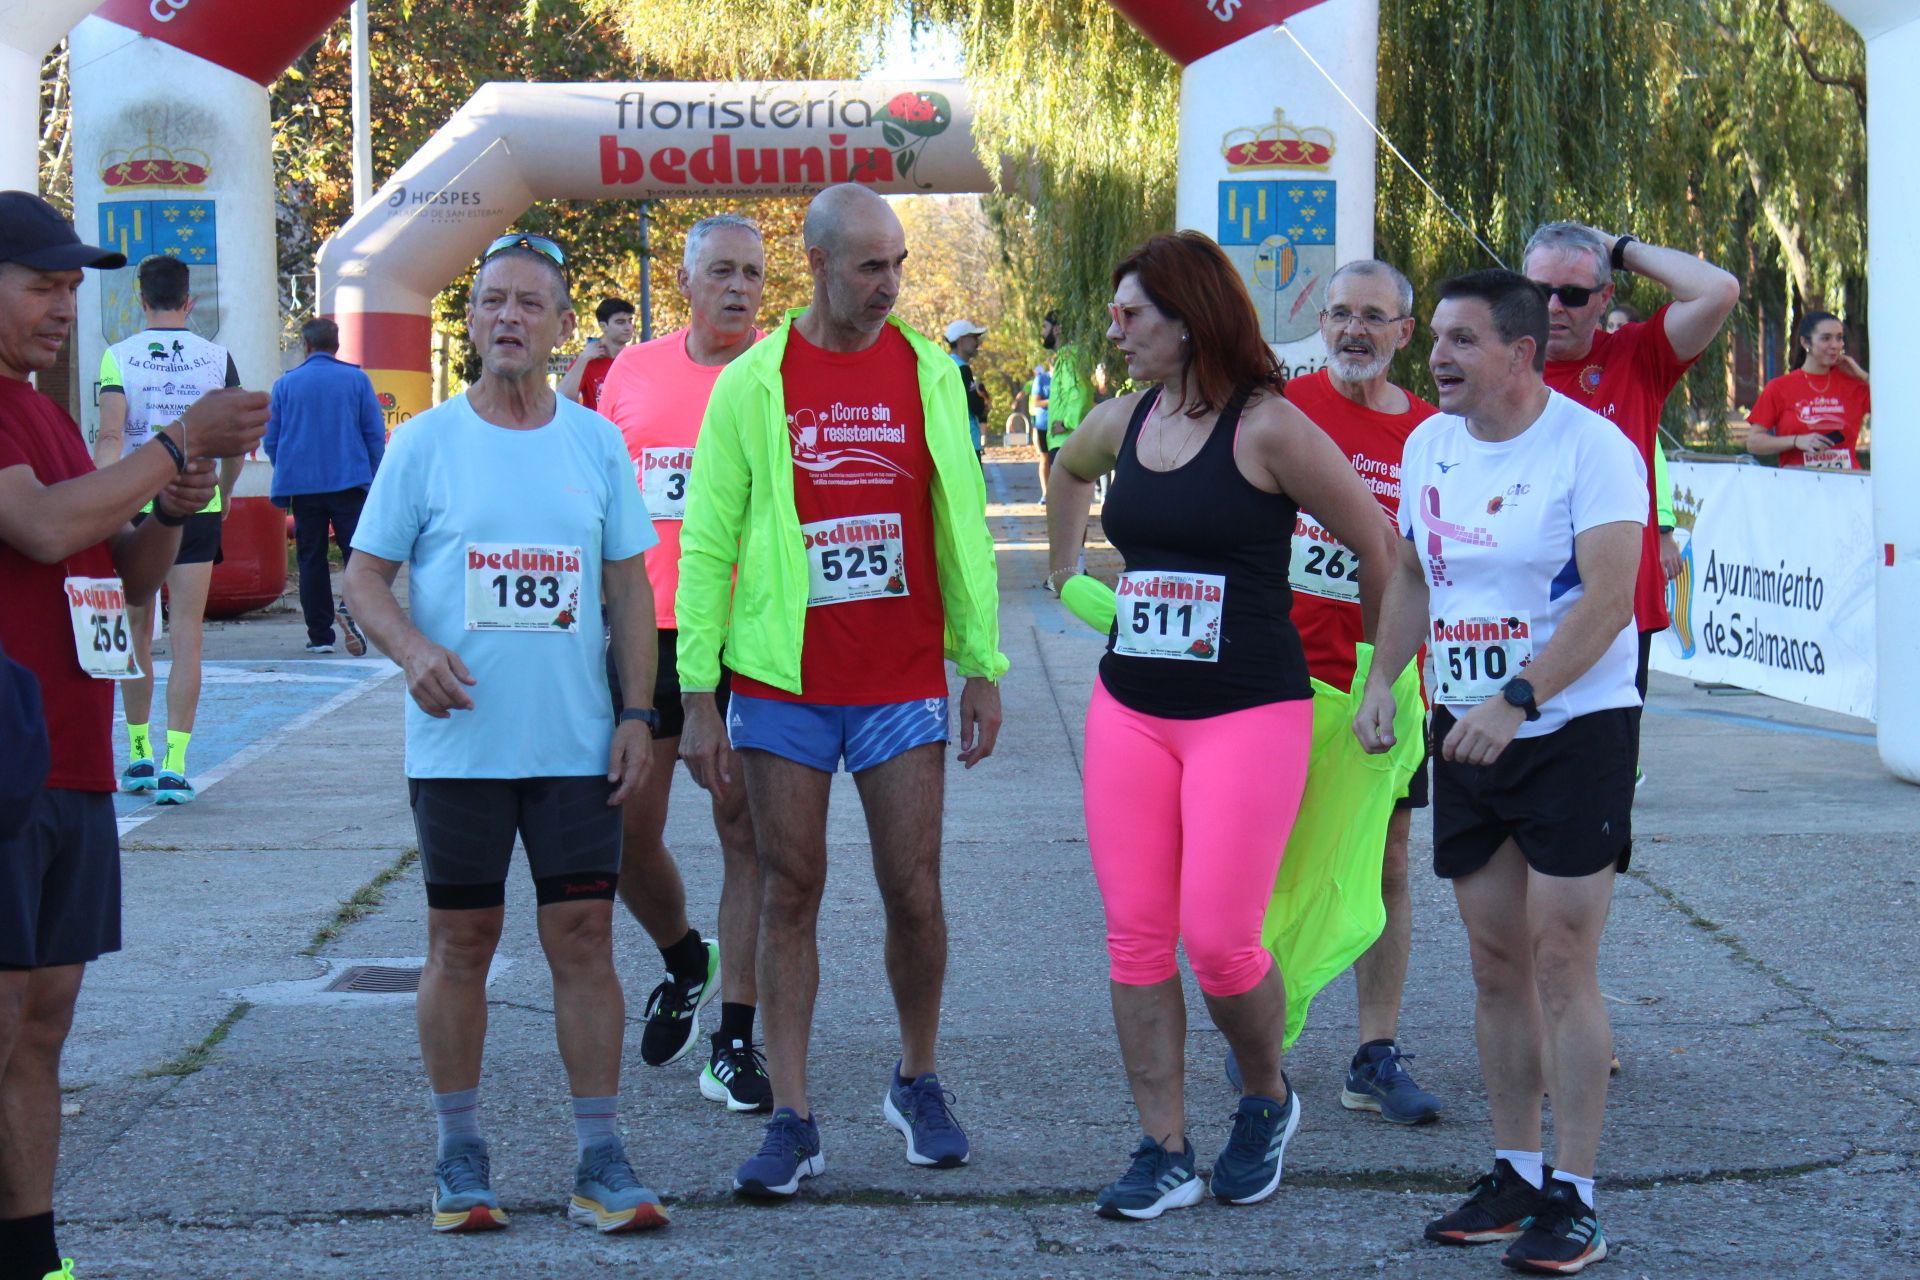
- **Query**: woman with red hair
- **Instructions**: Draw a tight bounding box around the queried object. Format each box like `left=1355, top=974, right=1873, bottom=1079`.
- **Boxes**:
left=1046, top=231, right=1406, bottom=1219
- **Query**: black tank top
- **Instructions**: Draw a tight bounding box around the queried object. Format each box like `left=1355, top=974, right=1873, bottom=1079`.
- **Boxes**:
left=1097, top=386, right=1311, bottom=718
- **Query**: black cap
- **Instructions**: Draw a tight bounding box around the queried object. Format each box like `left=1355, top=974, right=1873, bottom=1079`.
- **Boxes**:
left=0, top=191, right=127, bottom=271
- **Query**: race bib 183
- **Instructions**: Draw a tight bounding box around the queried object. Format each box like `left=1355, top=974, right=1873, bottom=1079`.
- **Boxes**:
left=802, top=514, right=907, bottom=607
left=639, top=446, right=693, bottom=520
left=1113, top=570, right=1226, bottom=662
left=464, top=543, right=583, bottom=632
left=1431, top=613, right=1533, bottom=705
left=1289, top=513, right=1361, bottom=603
left=64, top=576, right=139, bottom=680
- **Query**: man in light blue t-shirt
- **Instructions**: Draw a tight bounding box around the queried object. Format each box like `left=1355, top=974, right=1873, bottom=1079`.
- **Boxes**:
left=344, top=234, right=667, bottom=1237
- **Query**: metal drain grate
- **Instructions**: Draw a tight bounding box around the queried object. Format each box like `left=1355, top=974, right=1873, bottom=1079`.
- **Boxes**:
left=324, top=964, right=424, bottom=994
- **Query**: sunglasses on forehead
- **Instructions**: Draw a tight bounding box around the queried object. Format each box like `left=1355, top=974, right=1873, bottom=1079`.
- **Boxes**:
left=482, top=232, right=568, bottom=274
left=1534, top=281, right=1598, bottom=308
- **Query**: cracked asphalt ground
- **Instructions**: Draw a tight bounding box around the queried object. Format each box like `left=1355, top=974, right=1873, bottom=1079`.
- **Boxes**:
left=51, top=450, right=1920, bottom=1277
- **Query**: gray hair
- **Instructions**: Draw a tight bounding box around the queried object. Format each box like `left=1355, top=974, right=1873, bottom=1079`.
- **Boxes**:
left=1327, top=259, right=1414, bottom=314
left=1522, top=222, right=1610, bottom=287
left=683, top=214, right=763, bottom=272
left=471, top=248, right=573, bottom=313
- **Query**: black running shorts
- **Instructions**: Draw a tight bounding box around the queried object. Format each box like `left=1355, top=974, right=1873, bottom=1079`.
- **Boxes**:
left=132, top=510, right=223, bottom=566
left=606, top=628, right=730, bottom=740
left=0, top=788, right=121, bottom=969
left=1430, top=706, right=1635, bottom=880
left=408, top=776, right=622, bottom=910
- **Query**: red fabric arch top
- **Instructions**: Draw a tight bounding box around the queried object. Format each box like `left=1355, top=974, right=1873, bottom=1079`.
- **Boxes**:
left=96, top=0, right=354, bottom=87
left=1107, top=0, right=1322, bottom=66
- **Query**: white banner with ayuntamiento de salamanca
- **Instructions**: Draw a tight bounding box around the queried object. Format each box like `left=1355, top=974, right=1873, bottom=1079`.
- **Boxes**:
left=1655, top=462, right=1875, bottom=720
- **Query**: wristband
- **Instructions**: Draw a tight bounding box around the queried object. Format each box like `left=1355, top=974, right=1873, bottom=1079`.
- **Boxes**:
left=1610, top=234, right=1638, bottom=272
left=153, top=429, right=187, bottom=475
left=152, top=507, right=187, bottom=528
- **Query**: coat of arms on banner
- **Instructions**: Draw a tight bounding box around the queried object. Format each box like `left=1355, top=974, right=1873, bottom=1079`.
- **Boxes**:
left=1217, top=114, right=1338, bottom=346
left=97, top=198, right=220, bottom=344
left=1218, top=179, right=1335, bottom=345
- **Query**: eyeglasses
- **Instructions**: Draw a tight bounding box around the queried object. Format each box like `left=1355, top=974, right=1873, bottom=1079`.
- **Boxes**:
left=1533, top=282, right=1597, bottom=308
left=1108, top=302, right=1153, bottom=330
left=1320, top=307, right=1410, bottom=330
left=482, top=233, right=568, bottom=275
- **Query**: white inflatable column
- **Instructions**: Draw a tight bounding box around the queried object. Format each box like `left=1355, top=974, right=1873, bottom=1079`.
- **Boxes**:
left=1172, top=2, right=1379, bottom=375
left=0, top=0, right=109, bottom=192
left=1828, top=1, right=1920, bottom=783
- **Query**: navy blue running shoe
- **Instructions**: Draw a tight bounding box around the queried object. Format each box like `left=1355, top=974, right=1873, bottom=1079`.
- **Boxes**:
left=1211, top=1081, right=1301, bottom=1205
left=733, top=1107, right=824, bottom=1199
left=1094, top=1136, right=1203, bottom=1221
left=1341, top=1039, right=1442, bottom=1124
left=883, top=1062, right=970, bottom=1167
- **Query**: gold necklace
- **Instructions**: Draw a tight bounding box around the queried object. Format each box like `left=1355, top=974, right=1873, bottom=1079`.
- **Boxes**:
left=1804, top=366, right=1834, bottom=394
left=1153, top=405, right=1208, bottom=470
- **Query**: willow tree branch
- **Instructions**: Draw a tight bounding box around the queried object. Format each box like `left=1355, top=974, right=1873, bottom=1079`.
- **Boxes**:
left=1776, top=0, right=1866, bottom=125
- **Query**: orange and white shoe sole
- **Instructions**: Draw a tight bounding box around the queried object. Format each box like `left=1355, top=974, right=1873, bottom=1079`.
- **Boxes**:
left=569, top=1196, right=669, bottom=1233
left=432, top=1203, right=508, bottom=1233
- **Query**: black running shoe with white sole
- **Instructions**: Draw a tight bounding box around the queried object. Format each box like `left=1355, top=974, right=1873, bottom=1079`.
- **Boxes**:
left=639, top=939, right=720, bottom=1067
left=1426, top=1159, right=1555, bottom=1246
left=701, top=1035, right=772, bottom=1112
left=1502, top=1180, right=1608, bottom=1274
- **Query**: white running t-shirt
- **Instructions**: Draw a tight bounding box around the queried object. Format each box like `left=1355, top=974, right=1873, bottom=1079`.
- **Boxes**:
left=1399, top=390, right=1647, bottom=737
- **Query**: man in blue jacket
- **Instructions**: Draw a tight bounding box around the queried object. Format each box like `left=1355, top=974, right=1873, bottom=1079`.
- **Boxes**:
left=263, top=318, right=387, bottom=655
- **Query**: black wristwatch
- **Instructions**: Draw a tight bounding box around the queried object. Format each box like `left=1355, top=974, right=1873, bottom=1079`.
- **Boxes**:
left=618, top=707, right=661, bottom=731
left=1610, top=234, right=1639, bottom=272
left=1501, top=678, right=1541, bottom=721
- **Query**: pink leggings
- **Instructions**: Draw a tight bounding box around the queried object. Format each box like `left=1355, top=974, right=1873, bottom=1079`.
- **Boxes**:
left=1083, top=680, right=1312, bottom=997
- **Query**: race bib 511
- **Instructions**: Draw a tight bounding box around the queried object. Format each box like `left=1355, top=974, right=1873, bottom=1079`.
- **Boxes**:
left=464, top=543, right=583, bottom=632
left=65, top=576, right=139, bottom=680
left=639, top=446, right=693, bottom=520
left=1113, top=570, right=1225, bottom=662
left=1289, top=513, right=1360, bottom=603
left=1431, top=613, right=1533, bottom=705
left=802, top=514, right=907, bottom=607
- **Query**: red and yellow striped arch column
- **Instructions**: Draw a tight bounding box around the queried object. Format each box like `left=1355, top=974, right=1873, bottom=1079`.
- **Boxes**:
left=335, top=310, right=434, bottom=435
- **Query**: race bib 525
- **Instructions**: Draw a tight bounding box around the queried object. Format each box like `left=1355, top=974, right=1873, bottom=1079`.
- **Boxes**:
left=464, top=543, right=583, bottom=632
left=802, top=514, right=907, bottom=607
left=1113, top=570, right=1225, bottom=662
left=1431, top=613, right=1533, bottom=705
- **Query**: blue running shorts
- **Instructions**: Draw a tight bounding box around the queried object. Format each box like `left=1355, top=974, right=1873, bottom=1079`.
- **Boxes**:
left=726, top=693, right=950, bottom=774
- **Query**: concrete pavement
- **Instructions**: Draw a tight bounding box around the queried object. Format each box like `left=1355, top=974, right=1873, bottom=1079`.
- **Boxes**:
left=52, top=451, right=1920, bottom=1277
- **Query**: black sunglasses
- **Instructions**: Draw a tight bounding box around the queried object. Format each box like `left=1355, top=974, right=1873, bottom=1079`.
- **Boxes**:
left=1534, top=282, right=1598, bottom=308
left=482, top=233, right=568, bottom=275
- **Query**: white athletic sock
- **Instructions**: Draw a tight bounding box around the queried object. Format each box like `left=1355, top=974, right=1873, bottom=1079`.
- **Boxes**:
left=1496, top=1148, right=1544, bottom=1189
left=1552, top=1168, right=1596, bottom=1209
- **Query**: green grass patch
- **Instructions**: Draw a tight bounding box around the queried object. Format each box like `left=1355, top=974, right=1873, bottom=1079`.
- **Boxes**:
left=145, top=1001, right=252, bottom=1079
left=301, top=848, right=419, bottom=956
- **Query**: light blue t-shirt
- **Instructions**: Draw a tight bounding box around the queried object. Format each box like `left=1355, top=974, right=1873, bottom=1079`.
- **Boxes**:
left=353, top=392, right=655, bottom=779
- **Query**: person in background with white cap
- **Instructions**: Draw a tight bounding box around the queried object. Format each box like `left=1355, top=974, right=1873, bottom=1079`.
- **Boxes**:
left=945, top=319, right=990, bottom=462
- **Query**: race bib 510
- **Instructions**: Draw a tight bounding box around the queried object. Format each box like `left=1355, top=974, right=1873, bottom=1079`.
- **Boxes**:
left=1431, top=613, right=1533, bottom=705
left=464, top=543, right=583, bottom=632
left=65, top=576, right=139, bottom=680
left=802, top=514, right=907, bottom=607
left=1113, top=570, right=1225, bottom=662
